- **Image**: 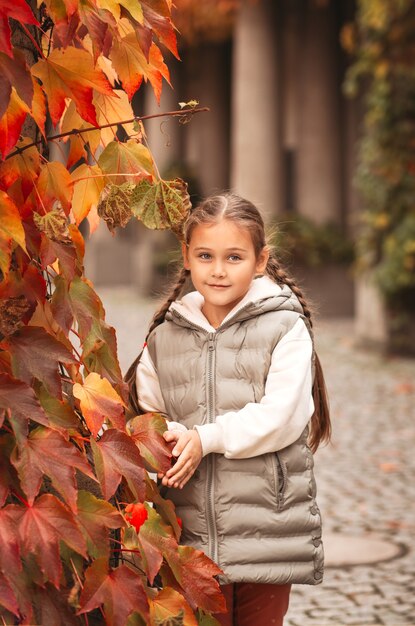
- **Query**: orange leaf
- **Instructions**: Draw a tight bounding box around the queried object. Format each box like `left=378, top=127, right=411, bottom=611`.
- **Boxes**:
left=0, top=88, right=29, bottom=158
left=141, top=0, right=179, bottom=59
left=30, top=78, right=47, bottom=137
left=61, top=100, right=101, bottom=166
left=36, top=161, right=74, bottom=214
left=73, top=372, right=126, bottom=437
left=110, top=36, right=170, bottom=102
left=31, top=47, right=114, bottom=126
left=150, top=588, right=198, bottom=626
left=71, top=164, right=106, bottom=225
left=94, top=89, right=135, bottom=146
left=0, top=139, right=40, bottom=197
left=0, top=190, right=27, bottom=254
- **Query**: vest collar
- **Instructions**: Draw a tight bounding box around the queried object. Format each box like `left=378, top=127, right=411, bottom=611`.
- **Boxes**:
left=167, top=276, right=303, bottom=332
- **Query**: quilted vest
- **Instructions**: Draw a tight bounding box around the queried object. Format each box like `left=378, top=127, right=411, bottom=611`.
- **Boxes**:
left=146, top=284, right=324, bottom=585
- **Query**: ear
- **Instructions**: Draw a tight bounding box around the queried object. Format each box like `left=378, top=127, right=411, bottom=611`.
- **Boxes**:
left=182, top=242, right=190, bottom=270
left=255, top=245, right=270, bottom=275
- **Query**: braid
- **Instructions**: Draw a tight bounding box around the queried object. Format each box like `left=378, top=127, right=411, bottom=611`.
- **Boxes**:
left=124, top=267, right=190, bottom=417
left=265, top=253, right=331, bottom=452
left=266, top=255, right=313, bottom=327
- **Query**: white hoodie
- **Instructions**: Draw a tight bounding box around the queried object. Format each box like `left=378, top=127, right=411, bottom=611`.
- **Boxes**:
left=136, top=276, right=314, bottom=458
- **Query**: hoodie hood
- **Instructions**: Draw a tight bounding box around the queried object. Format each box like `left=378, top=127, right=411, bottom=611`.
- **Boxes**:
left=166, top=276, right=304, bottom=332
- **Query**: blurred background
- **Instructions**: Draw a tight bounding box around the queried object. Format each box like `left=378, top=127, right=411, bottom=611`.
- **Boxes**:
left=85, top=1, right=415, bottom=624
left=85, top=0, right=415, bottom=358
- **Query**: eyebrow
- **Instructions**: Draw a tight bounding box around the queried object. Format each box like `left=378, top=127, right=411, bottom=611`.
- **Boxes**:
left=193, top=247, right=248, bottom=252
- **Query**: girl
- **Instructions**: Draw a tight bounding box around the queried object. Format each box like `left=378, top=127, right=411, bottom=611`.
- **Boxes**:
left=126, top=193, right=330, bottom=626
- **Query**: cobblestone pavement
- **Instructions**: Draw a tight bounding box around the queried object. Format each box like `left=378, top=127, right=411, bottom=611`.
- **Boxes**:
left=99, top=288, right=415, bottom=626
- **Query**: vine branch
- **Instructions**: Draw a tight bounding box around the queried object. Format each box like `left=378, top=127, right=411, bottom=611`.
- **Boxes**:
left=7, top=106, right=210, bottom=160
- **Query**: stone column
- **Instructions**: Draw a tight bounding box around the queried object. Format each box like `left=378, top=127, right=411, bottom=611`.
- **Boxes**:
left=296, top=1, right=342, bottom=224
left=184, top=43, right=231, bottom=196
left=230, top=0, right=283, bottom=222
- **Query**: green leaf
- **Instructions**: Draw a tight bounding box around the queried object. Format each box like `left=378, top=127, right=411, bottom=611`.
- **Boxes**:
left=127, top=412, right=172, bottom=473
left=2, top=326, right=78, bottom=400
left=130, top=178, right=191, bottom=232
left=91, top=429, right=146, bottom=501
left=98, top=139, right=154, bottom=184
left=36, top=383, right=80, bottom=431
left=11, top=426, right=96, bottom=510
left=77, top=490, right=124, bottom=559
left=78, top=558, right=149, bottom=626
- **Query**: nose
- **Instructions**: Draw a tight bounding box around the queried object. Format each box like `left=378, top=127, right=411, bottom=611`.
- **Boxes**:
left=211, top=259, right=226, bottom=277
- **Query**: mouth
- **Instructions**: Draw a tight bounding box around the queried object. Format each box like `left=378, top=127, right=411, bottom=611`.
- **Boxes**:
left=207, top=284, right=231, bottom=289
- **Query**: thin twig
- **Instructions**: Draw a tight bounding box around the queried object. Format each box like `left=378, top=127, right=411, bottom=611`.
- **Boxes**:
left=6, top=107, right=210, bottom=160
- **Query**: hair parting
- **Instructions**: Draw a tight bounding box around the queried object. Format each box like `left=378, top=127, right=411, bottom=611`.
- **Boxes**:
left=125, top=192, right=331, bottom=451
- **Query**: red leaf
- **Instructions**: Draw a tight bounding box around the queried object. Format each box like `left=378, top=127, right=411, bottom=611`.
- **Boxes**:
left=0, top=572, right=19, bottom=617
left=11, top=426, right=96, bottom=510
left=0, top=372, right=49, bottom=428
left=36, top=584, right=79, bottom=626
left=73, top=372, right=126, bottom=436
left=128, top=412, right=172, bottom=473
left=31, top=47, right=114, bottom=126
left=0, top=433, right=19, bottom=506
left=91, top=429, right=146, bottom=501
left=172, top=546, right=225, bottom=614
left=77, top=490, right=125, bottom=559
left=0, top=89, right=28, bottom=159
left=0, top=507, right=21, bottom=585
left=2, top=326, right=78, bottom=399
left=0, top=0, right=39, bottom=58
left=8, top=494, right=87, bottom=587
left=78, top=558, right=149, bottom=626
left=140, top=507, right=224, bottom=613
left=51, top=274, right=105, bottom=339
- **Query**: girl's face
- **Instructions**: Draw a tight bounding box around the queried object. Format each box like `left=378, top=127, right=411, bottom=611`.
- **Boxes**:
left=182, top=219, right=269, bottom=327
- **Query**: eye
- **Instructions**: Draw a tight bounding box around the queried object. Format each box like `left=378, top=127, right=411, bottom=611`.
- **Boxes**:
left=228, top=254, right=242, bottom=262
left=198, top=252, right=211, bottom=260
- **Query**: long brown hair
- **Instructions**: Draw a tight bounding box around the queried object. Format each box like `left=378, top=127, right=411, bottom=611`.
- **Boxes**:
left=125, top=192, right=331, bottom=452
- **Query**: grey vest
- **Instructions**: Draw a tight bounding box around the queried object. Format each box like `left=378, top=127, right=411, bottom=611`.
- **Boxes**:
left=147, top=285, right=324, bottom=585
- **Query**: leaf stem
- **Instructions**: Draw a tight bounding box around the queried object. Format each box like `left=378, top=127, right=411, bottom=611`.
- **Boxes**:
left=12, top=490, right=30, bottom=507
left=6, top=107, right=210, bottom=160
left=19, top=23, right=45, bottom=58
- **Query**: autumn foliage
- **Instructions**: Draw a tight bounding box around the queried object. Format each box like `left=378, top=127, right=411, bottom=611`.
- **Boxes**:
left=0, top=1, right=224, bottom=624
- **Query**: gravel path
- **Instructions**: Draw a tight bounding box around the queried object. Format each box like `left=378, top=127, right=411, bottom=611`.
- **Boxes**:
left=99, top=287, right=415, bottom=626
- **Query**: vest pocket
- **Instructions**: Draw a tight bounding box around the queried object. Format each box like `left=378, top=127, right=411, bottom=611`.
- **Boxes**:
left=272, top=453, right=288, bottom=510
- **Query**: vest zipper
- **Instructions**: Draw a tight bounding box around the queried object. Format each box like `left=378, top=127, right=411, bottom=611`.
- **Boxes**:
left=206, top=333, right=218, bottom=564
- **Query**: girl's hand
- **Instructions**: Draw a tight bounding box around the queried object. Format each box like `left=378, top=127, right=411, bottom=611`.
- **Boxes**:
left=160, top=430, right=202, bottom=489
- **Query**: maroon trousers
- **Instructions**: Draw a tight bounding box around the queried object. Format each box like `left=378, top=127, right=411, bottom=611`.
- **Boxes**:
left=214, top=583, right=292, bottom=626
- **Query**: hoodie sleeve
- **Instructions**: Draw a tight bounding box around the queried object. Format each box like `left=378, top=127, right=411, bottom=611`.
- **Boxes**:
left=136, top=347, right=187, bottom=433
left=194, top=317, right=314, bottom=458
left=136, top=346, right=167, bottom=414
